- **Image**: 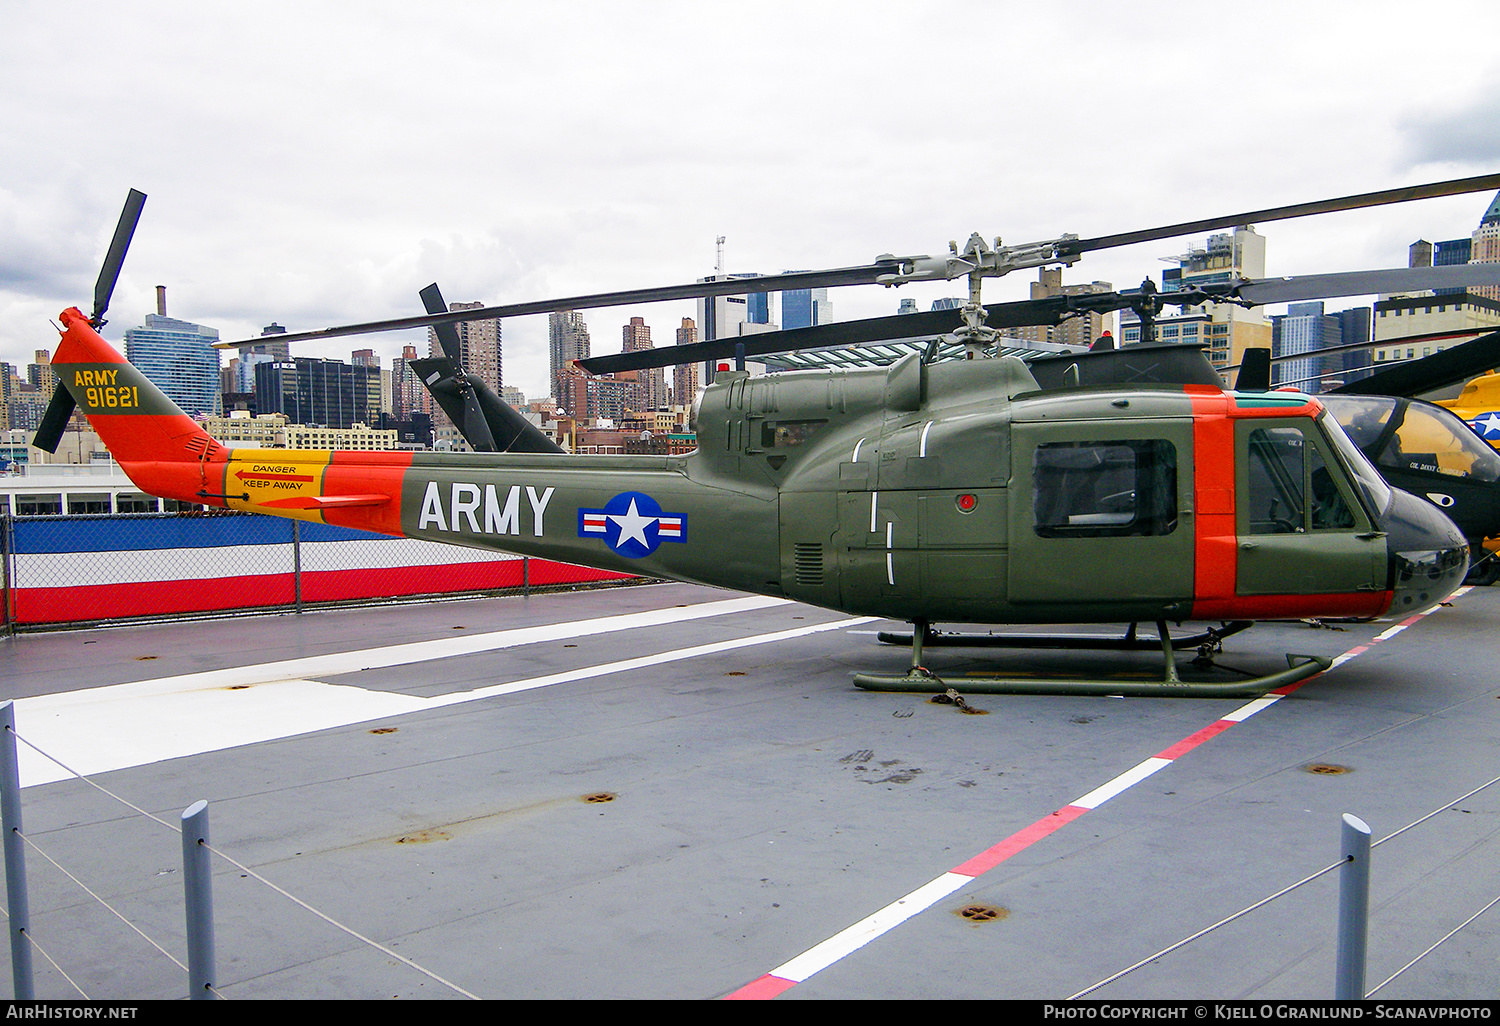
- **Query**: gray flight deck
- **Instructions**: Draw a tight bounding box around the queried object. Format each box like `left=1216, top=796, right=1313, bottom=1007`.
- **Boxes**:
left=0, top=580, right=1496, bottom=1000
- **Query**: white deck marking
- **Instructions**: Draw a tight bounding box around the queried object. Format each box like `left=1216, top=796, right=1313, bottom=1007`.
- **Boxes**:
left=728, top=595, right=1470, bottom=999
left=13, top=596, right=877, bottom=787
left=771, top=873, right=970, bottom=983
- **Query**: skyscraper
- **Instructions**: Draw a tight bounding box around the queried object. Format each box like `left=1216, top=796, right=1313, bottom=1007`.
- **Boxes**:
left=253, top=356, right=380, bottom=429
left=1009, top=268, right=1114, bottom=349
left=1119, top=226, right=1270, bottom=378
left=1271, top=302, right=1340, bottom=390
left=391, top=344, right=423, bottom=420
left=1375, top=192, right=1500, bottom=366
left=549, top=310, right=591, bottom=414
left=673, top=317, right=700, bottom=406
left=123, top=291, right=221, bottom=418
left=621, top=316, right=666, bottom=412
left=430, top=302, right=501, bottom=394
left=746, top=291, right=772, bottom=325
left=1469, top=191, right=1500, bottom=302
left=780, top=283, right=831, bottom=331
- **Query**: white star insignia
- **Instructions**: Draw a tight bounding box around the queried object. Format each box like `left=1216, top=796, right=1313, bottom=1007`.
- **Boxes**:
left=608, top=498, right=657, bottom=549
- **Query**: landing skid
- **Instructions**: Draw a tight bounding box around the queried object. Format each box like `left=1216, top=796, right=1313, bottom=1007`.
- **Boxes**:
left=875, top=621, right=1255, bottom=652
left=855, top=619, right=1331, bottom=698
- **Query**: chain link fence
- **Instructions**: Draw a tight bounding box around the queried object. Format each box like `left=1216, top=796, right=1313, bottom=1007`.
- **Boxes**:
left=1, top=509, right=635, bottom=631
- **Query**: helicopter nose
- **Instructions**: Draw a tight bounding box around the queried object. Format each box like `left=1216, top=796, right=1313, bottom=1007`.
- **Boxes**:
left=1382, top=488, right=1470, bottom=614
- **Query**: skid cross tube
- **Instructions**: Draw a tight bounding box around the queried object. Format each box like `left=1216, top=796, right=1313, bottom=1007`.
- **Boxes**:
left=855, top=621, right=1330, bottom=697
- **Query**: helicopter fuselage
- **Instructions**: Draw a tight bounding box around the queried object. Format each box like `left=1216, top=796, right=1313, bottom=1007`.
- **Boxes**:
left=53, top=305, right=1466, bottom=629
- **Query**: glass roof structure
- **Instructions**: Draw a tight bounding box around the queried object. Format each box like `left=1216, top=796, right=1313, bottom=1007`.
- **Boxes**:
left=758, top=335, right=1085, bottom=371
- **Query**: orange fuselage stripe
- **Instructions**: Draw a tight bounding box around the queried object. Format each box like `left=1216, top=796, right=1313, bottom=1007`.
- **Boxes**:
left=1188, top=388, right=1237, bottom=615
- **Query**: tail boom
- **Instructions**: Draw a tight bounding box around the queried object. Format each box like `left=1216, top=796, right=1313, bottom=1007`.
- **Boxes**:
left=51, top=308, right=411, bottom=532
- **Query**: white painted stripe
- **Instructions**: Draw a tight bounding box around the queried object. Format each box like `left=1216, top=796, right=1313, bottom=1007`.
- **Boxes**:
left=851, top=438, right=865, bottom=463
left=918, top=421, right=934, bottom=457
left=869, top=492, right=878, bottom=533
left=24, top=595, right=788, bottom=713
left=885, top=522, right=895, bottom=586
left=771, top=873, right=970, bottom=983
left=1071, top=757, right=1172, bottom=809
left=426, top=616, right=878, bottom=709
left=1221, top=695, right=1284, bottom=722
left=16, top=538, right=520, bottom=587
left=13, top=599, right=876, bottom=788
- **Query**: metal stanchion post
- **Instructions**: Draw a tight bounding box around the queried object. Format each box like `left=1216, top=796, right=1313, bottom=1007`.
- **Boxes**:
left=181, top=800, right=216, bottom=999
left=1335, top=813, right=1371, bottom=1000
left=292, top=520, right=303, bottom=612
left=0, top=702, right=33, bottom=999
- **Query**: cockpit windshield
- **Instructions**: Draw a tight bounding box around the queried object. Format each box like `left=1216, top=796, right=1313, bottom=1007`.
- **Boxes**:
left=1384, top=401, right=1500, bottom=482
left=1325, top=394, right=1500, bottom=484
left=1317, top=408, right=1392, bottom=517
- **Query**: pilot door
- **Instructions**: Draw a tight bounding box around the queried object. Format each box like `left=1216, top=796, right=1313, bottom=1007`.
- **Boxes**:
left=1008, top=421, right=1194, bottom=615
left=1234, top=419, right=1385, bottom=596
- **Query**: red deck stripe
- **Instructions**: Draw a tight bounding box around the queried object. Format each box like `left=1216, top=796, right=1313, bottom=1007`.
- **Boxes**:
left=951, top=805, right=1089, bottom=878
left=1155, top=719, right=1234, bottom=761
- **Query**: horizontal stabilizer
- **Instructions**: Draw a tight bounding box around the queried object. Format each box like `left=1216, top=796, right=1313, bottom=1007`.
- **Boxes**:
left=258, top=494, right=391, bottom=510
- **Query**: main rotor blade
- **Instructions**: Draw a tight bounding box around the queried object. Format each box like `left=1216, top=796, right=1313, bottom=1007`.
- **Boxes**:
left=1223, top=327, right=1490, bottom=374
left=1329, top=329, right=1500, bottom=399
left=92, top=189, right=147, bottom=327
left=218, top=262, right=904, bottom=348
left=1233, top=264, right=1500, bottom=306
left=576, top=299, right=1085, bottom=375
left=1061, top=172, right=1500, bottom=258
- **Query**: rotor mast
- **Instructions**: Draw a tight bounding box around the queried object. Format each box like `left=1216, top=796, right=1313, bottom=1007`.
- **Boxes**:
left=879, top=231, right=1084, bottom=359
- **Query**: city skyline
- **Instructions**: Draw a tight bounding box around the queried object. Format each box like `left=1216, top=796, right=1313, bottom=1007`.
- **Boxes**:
left=3, top=4, right=1499, bottom=401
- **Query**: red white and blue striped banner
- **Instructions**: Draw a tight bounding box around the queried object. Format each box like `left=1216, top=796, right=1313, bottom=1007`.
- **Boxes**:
left=6, top=514, right=632, bottom=625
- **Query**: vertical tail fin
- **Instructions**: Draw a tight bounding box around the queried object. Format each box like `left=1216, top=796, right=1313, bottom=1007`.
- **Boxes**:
left=48, top=306, right=224, bottom=476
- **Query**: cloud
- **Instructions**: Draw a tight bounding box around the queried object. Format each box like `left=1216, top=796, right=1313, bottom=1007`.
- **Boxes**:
left=1398, top=84, right=1500, bottom=167
left=5, top=1, right=1500, bottom=399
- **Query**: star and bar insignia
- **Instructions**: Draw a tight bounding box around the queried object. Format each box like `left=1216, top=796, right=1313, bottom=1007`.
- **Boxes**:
left=578, top=491, right=687, bottom=558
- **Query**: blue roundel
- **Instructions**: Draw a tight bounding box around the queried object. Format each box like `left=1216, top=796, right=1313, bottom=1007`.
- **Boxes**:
left=577, top=491, right=688, bottom=559
left=1468, top=412, right=1500, bottom=440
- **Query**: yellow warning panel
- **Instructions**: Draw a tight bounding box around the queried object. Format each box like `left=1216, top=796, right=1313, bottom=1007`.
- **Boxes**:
left=223, top=450, right=334, bottom=523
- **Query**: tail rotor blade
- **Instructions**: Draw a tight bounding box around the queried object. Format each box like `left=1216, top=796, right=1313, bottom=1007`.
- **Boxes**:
left=461, top=383, right=498, bottom=451
left=32, top=382, right=78, bottom=453
left=420, top=282, right=466, bottom=366
left=92, top=189, right=147, bottom=328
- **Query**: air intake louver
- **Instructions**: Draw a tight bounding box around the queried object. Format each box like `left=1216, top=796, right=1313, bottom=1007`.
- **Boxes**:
left=794, top=543, right=825, bottom=587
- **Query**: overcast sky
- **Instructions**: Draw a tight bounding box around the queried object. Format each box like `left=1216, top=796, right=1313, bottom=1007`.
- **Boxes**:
left=4, top=0, right=1499, bottom=401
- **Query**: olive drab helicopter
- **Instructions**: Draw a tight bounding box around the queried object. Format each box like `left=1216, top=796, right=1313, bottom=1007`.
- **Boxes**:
left=36, top=176, right=1500, bottom=699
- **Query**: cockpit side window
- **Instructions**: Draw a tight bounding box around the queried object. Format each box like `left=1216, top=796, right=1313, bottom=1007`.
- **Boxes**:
left=1033, top=439, right=1177, bottom=538
left=1243, top=424, right=1357, bottom=535
left=759, top=420, right=825, bottom=449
